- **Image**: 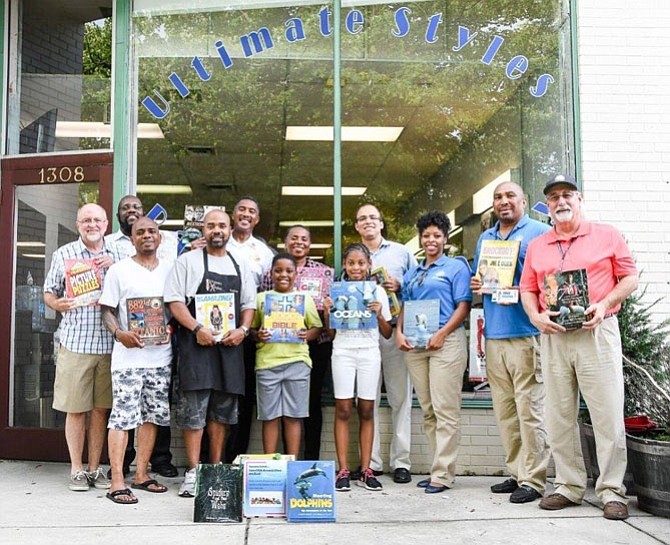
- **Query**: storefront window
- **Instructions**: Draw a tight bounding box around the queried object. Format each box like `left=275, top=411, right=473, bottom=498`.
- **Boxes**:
left=133, top=0, right=574, bottom=391
left=6, top=3, right=112, bottom=154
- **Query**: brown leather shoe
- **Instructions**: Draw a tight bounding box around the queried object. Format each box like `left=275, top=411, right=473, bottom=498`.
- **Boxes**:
left=539, top=493, right=580, bottom=510
left=603, top=501, right=629, bottom=520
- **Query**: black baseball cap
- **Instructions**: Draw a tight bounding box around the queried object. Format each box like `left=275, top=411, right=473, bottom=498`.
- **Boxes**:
left=543, top=174, right=578, bottom=195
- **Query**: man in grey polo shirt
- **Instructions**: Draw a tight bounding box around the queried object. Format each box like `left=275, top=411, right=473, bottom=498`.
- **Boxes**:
left=355, top=203, right=417, bottom=484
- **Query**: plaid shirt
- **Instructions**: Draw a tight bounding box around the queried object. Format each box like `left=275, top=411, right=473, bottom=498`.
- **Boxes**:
left=260, top=258, right=332, bottom=343
left=44, top=238, right=121, bottom=354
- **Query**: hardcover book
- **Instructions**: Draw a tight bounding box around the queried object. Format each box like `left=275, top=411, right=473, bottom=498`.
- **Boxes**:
left=242, top=459, right=288, bottom=518
left=475, top=240, right=521, bottom=293
left=286, top=461, right=336, bottom=523
left=195, top=293, right=236, bottom=342
left=126, top=296, right=168, bottom=345
left=468, top=308, right=487, bottom=383
left=403, top=299, right=440, bottom=349
left=370, top=266, right=401, bottom=317
left=544, top=268, right=589, bottom=330
left=328, top=281, right=378, bottom=330
left=295, top=267, right=333, bottom=311
left=193, top=463, right=243, bottom=523
left=64, top=258, right=102, bottom=307
left=263, top=292, right=306, bottom=343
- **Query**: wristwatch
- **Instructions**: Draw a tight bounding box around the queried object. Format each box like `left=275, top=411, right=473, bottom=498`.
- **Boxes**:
left=240, top=325, right=249, bottom=337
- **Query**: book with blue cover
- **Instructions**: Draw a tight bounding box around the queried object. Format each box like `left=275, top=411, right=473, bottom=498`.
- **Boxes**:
left=286, top=461, right=336, bottom=523
left=263, top=292, right=306, bottom=343
left=328, top=281, right=378, bottom=329
left=403, top=299, right=440, bottom=349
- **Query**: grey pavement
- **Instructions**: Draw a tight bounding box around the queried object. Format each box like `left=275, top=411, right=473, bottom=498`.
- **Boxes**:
left=1, top=459, right=668, bottom=545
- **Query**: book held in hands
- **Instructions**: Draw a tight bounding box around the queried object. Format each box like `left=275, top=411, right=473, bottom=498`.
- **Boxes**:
left=403, top=299, right=440, bottom=349
left=475, top=240, right=521, bottom=293
left=195, top=293, right=236, bottom=342
left=263, top=292, right=306, bottom=343
left=544, top=268, right=589, bottom=330
left=126, top=296, right=168, bottom=345
left=65, top=258, right=102, bottom=307
left=328, top=281, right=378, bottom=330
left=371, top=266, right=401, bottom=317
left=295, top=267, right=333, bottom=311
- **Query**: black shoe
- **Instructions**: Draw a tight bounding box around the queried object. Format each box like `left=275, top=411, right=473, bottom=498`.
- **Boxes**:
left=393, top=468, right=412, bottom=484
left=417, top=478, right=430, bottom=488
left=152, top=463, right=178, bottom=478
left=490, top=478, right=518, bottom=494
left=351, top=466, right=382, bottom=480
left=510, top=485, right=542, bottom=504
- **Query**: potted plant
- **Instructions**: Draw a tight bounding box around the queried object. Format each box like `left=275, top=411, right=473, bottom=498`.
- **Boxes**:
left=619, top=287, right=670, bottom=518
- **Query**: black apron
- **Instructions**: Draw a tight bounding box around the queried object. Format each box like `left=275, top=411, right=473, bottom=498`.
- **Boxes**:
left=177, top=249, right=245, bottom=394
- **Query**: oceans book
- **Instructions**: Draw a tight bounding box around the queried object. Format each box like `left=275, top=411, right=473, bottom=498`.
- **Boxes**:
left=403, top=299, right=440, bottom=349
left=64, top=258, right=102, bottom=307
left=194, top=293, right=236, bottom=342
left=475, top=240, right=521, bottom=293
left=286, top=461, right=336, bottom=523
left=126, top=296, right=168, bottom=345
left=295, top=267, right=333, bottom=311
left=193, top=464, right=243, bottom=523
left=544, top=268, right=589, bottom=330
left=370, top=266, right=401, bottom=317
left=263, top=292, right=306, bottom=343
left=328, top=281, right=378, bottom=329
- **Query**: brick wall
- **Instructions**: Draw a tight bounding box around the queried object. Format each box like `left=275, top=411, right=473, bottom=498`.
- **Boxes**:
left=576, top=0, right=670, bottom=323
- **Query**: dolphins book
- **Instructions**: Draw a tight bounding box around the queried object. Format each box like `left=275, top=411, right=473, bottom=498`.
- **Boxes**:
left=193, top=464, right=243, bottom=523
left=328, top=281, right=378, bottom=329
left=286, top=461, right=336, bottom=522
left=403, top=299, right=440, bottom=349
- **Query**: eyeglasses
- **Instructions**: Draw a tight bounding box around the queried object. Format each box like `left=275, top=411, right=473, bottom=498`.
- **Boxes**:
left=546, top=191, right=577, bottom=203
left=356, top=214, right=381, bottom=223
left=77, top=218, right=107, bottom=225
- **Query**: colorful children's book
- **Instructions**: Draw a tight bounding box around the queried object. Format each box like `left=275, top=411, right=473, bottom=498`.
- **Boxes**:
left=328, top=281, right=378, bottom=329
left=242, top=459, right=289, bottom=518
left=371, top=266, right=401, bottom=317
left=403, top=299, right=440, bottom=349
left=468, top=308, right=487, bottom=383
left=126, top=296, right=169, bottom=345
left=262, top=292, right=306, bottom=343
left=286, top=461, right=336, bottom=523
left=195, top=293, right=236, bottom=342
left=64, top=258, right=102, bottom=307
left=179, top=205, right=225, bottom=254
left=545, top=268, right=589, bottom=330
left=475, top=240, right=521, bottom=293
left=193, top=463, right=243, bottom=523
left=296, top=267, right=333, bottom=311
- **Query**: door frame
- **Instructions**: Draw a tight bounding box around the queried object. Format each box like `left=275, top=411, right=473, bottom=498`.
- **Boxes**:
left=0, top=150, right=113, bottom=461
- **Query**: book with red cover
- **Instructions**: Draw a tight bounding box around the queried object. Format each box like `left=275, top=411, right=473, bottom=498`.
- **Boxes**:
left=64, top=258, right=102, bottom=307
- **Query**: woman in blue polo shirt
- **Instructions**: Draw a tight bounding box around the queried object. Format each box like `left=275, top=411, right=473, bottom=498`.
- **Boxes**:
left=396, top=210, right=472, bottom=494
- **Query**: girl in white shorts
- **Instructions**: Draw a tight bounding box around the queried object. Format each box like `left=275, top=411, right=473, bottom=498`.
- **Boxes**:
left=323, top=243, right=392, bottom=492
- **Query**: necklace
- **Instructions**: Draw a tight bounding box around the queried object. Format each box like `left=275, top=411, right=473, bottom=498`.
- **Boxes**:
left=132, top=256, right=159, bottom=271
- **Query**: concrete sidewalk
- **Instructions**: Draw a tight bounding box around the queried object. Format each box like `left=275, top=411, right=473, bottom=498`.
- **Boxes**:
left=0, top=459, right=668, bottom=545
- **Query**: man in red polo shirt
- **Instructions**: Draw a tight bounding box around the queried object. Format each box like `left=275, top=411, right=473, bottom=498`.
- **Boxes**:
left=520, top=174, right=638, bottom=521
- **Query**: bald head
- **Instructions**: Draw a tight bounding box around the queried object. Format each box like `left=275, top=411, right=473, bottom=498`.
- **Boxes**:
left=76, top=203, right=108, bottom=248
left=131, top=216, right=160, bottom=256
left=492, top=182, right=527, bottom=226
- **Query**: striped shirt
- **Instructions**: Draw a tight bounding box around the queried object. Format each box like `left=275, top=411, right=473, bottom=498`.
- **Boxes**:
left=44, top=238, right=121, bottom=354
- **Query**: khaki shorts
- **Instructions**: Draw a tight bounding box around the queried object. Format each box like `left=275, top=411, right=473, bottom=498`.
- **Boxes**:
left=53, top=345, right=112, bottom=413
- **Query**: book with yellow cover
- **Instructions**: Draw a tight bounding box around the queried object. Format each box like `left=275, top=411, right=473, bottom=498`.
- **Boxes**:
left=64, top=258, right=102, bottom=307
left=371, top=266, right=401, bottom=317
left=475, top=240, right=521, bottom=294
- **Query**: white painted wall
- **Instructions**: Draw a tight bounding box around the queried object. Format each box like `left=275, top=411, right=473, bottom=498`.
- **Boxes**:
left=577, top=0, right=670, bottom=323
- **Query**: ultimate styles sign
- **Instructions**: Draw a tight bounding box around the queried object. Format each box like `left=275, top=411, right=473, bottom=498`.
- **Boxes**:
left=142, top=6, right=556, bottom=120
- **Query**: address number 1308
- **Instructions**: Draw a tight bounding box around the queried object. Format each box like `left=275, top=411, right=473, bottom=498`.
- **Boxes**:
left=39, top=166, right=85, bottom=184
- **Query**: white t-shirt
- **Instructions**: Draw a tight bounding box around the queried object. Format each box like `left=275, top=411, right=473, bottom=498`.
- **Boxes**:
left=163, top=248, right=257, bottom=311
left=99, top=257, right=173, bottom=370
left=332, top=284, right=391, bottom=349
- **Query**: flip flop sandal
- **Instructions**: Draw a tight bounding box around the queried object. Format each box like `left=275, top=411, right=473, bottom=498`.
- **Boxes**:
left=132, top=479, right=168, bottom=493
left=106, top=488, right=138, bottom=504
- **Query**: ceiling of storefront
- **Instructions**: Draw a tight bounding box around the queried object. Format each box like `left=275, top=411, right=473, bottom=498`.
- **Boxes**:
left=26, top=0, right=111, bottom=22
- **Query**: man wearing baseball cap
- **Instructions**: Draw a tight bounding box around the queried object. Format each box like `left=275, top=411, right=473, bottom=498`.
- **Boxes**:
left=519, top=174, right=638, bottom=520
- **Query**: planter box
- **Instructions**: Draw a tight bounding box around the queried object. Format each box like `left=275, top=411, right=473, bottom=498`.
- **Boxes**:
left=626, top=433, right=670, bottom=518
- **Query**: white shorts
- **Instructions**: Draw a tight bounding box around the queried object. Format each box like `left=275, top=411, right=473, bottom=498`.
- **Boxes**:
left=331, top=346, right=381, bottom=400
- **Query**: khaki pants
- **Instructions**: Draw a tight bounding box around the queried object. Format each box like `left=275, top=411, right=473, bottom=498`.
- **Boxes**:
left=541, top=317, right=627, bottom=504
left=404, top=328, right=467, bottom=487
left=486, top=336, right=549, bottom=493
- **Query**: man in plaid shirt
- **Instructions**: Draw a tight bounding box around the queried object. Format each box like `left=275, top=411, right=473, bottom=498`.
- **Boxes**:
left=44, top=203, right=120, bottom=492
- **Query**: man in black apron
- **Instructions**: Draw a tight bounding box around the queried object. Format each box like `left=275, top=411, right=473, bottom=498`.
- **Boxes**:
left=165, top=209, right=256, bottom=497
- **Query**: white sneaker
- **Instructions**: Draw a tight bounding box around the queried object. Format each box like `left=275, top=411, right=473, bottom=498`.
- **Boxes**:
left=178, top=468, right=197, bottom=497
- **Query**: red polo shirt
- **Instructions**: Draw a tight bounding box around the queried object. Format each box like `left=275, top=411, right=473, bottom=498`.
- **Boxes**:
left=519, top=221, right=637, bottom=313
